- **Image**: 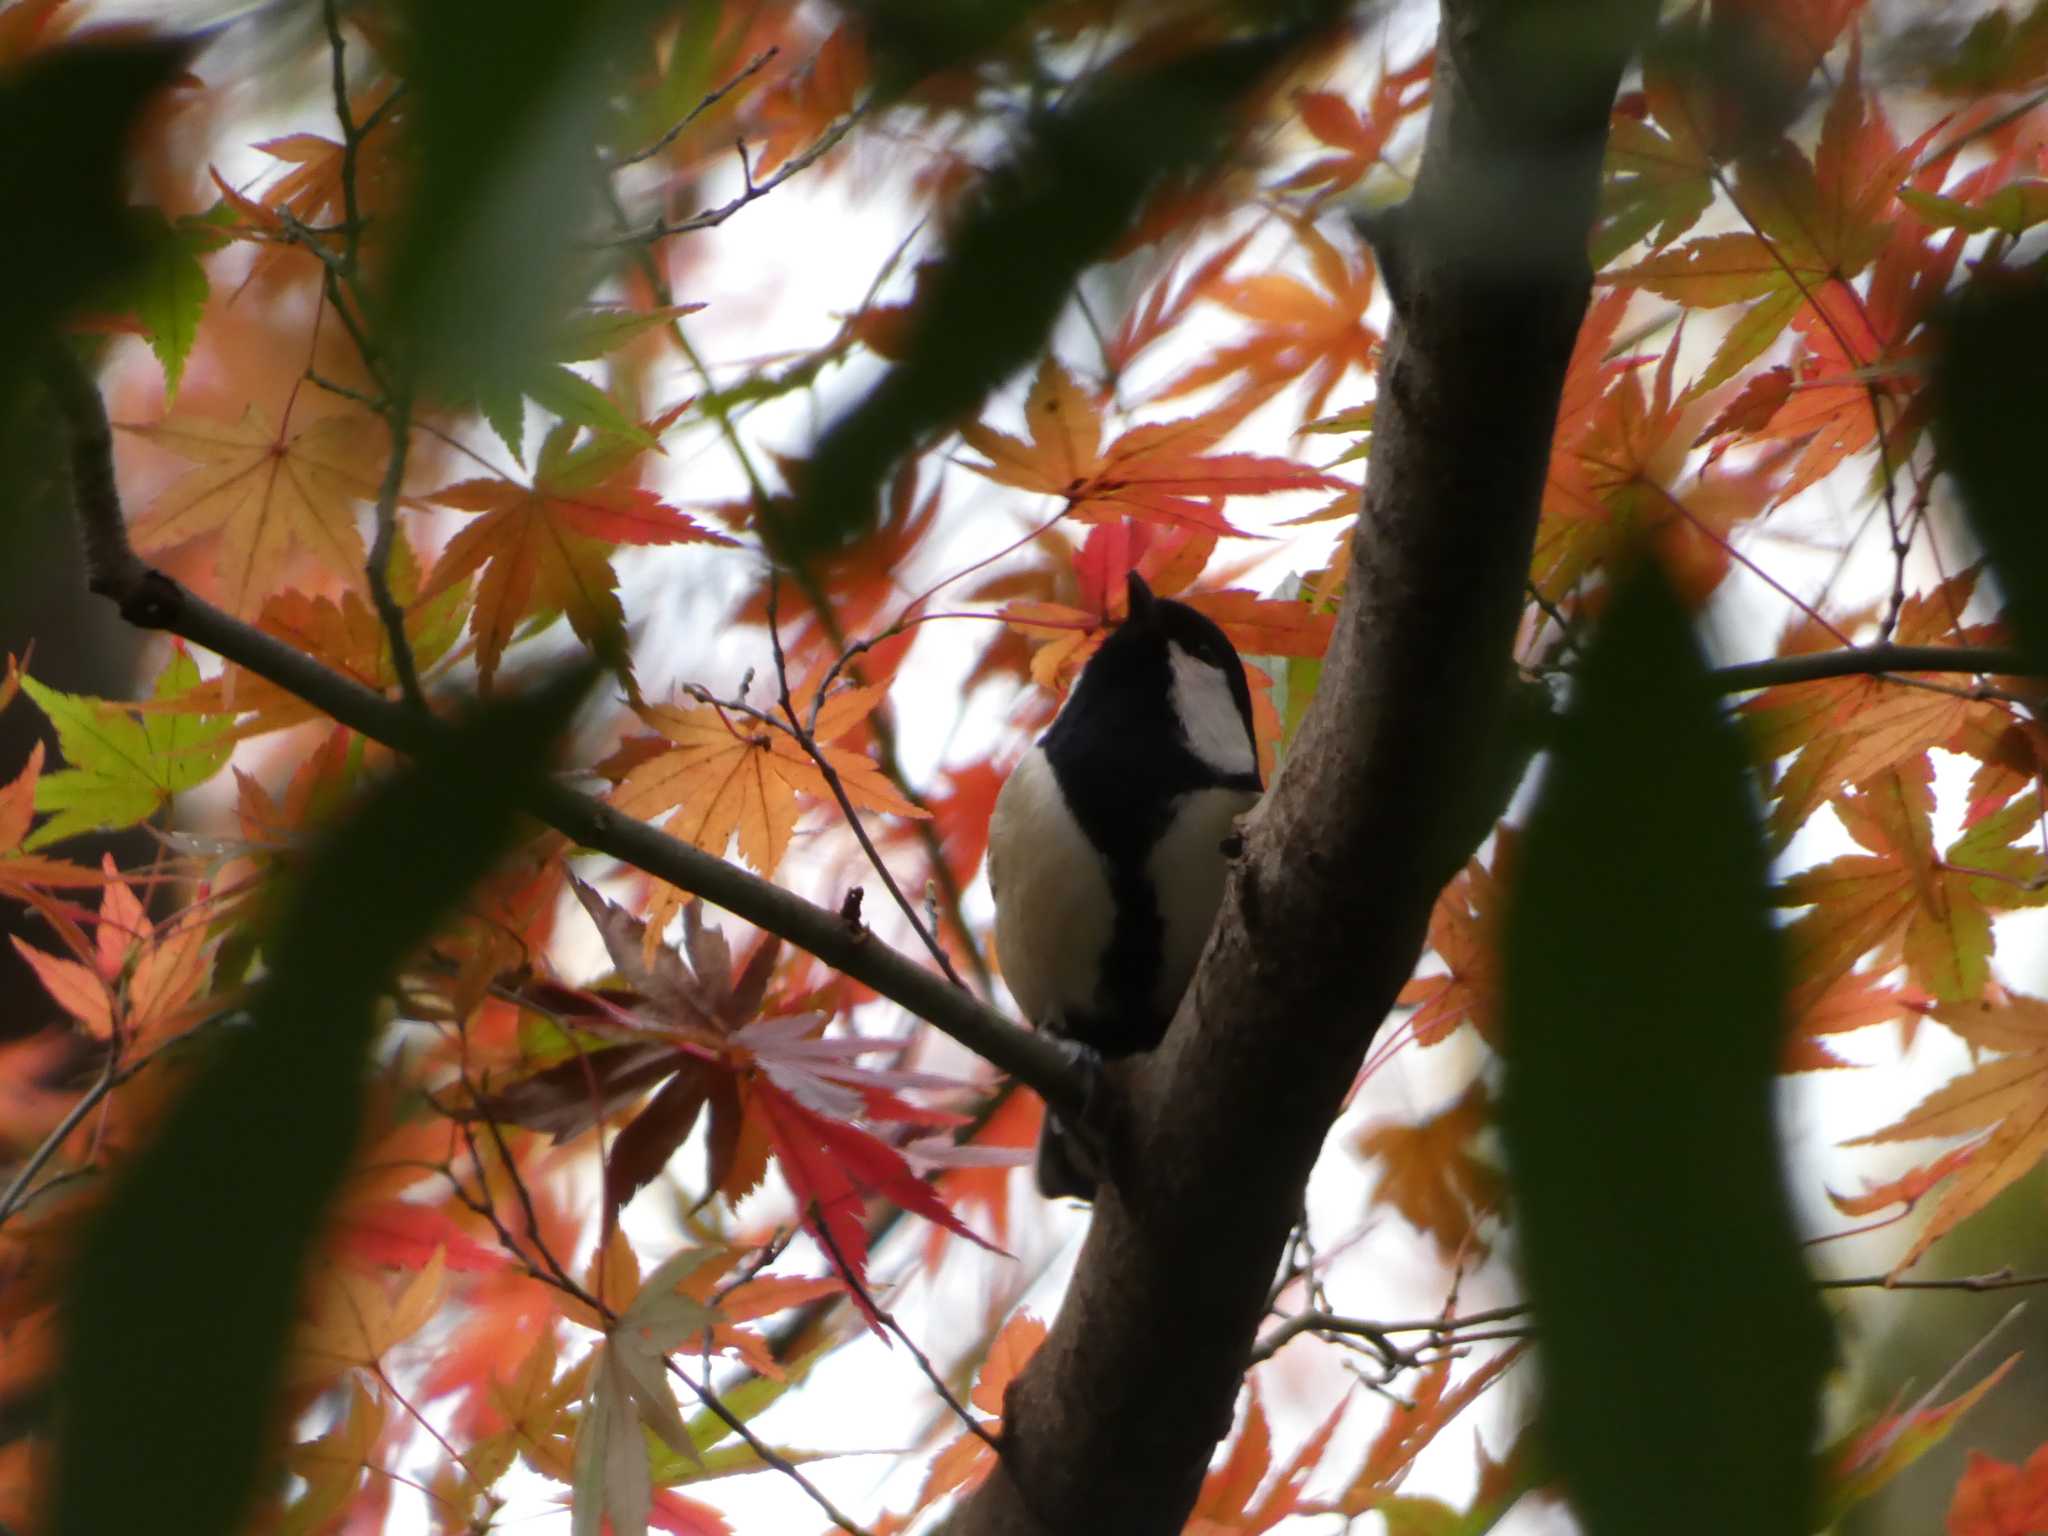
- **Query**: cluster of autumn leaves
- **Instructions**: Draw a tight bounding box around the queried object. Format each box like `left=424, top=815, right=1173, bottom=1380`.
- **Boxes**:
left=3, top=0, right=2048, bottom=1530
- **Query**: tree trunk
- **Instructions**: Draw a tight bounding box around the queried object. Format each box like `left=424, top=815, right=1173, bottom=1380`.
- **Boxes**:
left=948, top=1, right=1659, bottom=1529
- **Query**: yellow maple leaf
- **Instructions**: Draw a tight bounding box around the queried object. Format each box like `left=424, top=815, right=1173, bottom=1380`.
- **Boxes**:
left=1355, top=1080, right=1504, bottom=1262
left=613, top=704, right=803, bottom=876
left=1847, top=992, right=2048, bottom=1272
left=124, top=406, right=383, bottom=617
left=292, top=1246, right=448, bottom=1381
left=609, top=683, right=927, bottom=942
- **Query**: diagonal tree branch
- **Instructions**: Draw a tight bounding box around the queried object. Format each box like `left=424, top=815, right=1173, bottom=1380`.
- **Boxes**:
left=953, top=2, right=1662, bottom=1531
left=1709, top=644, right=2032, bottom=693
left=35, top=343, right=1088, bottom=1127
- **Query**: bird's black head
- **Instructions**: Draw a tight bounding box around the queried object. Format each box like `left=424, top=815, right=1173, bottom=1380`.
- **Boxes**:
left=1044, top=572, right=1260, bottom=791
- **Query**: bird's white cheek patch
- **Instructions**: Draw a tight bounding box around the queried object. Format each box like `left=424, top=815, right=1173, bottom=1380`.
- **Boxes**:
left=1168, top=644, right=1256, bottom=779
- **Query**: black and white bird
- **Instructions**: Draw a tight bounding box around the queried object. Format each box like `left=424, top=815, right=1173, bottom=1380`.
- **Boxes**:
left=988, top=571, right=1263, bottom=1200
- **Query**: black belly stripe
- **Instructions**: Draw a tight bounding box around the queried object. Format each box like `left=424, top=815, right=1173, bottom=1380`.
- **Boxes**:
left=1095, top=858, right=1167, bottom=1055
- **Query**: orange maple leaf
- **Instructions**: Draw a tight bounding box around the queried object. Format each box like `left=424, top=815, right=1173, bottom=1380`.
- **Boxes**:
left=1595, top=53, right=1719, bottom=262
left=962, top=356, right=1347, bottom=538
left=915, top=1310, right=1046, bottom=1512
left=171, top=535, right=471, bottom=737
left=12, top=854, right=213, bottom=1046
left=1778, top=759, right=2048, bottom=1008
left=607, top=681, right=925, bottom=888
left=1826, top=1139, right=1978, bottom=1219
left=922, top=1083, right=1038, bottom=1268
left=1786, top=968, right=1908, bottom=1070
left=1745, top=574, right=2008, bottom=846
left=421, top=421, right=733, bottom=689
left=1821, top=1351, right=2018, bottom=1523
left=1846, top=990, right=2048, bottom=1271
left=1160, top=217, right=1382, bottom=421
left=124, top=405, right=384, bottom=618
left=291, top=1248, right=448, bottom=1385
left=209, top=90, right=402, bottom=287
left=1355, top=1080, right=1504, bottom=1262
left=750, top=25, right=863, bottom=177
left=1396, top=832, right=1514, bottom=1048
left=1187, top=1382, right=1349, bottom=1534
left=0, top=743, right=101, bottom=894
left=1337, top=1347, right=1524, bottom=1513
left=1272, top=54, right=1433, bottom=201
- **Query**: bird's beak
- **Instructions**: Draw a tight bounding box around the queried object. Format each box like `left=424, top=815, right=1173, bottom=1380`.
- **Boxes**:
left=1125, top=570, right=1156, bottom=623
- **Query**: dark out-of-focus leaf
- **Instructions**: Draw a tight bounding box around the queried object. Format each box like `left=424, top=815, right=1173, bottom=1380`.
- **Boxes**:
left=50, top=669, right=589, bottom=1536
left=782, top=19, right=1327, bottom=565
left=1499, top=560, right=1830, bottom=1536
left=847, top=0, right=1046, bottom=94
left=1934, top=274, right=2048, bottom=676
left=384, top=0, right=661, bottom=402
left=0, top=34, right=192, bottom=413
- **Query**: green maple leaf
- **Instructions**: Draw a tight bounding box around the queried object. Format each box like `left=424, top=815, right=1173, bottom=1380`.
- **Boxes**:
left=100, top=207, right=228, bottom=399
left=22, top=652, right=234, bottom=850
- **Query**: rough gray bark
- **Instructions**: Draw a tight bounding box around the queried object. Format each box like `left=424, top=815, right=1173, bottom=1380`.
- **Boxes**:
left=951, top=2, right=1660, bottom=1531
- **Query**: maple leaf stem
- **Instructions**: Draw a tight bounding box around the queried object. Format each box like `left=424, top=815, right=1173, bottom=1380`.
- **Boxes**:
left=764, top=579, right=971, bottom=991
left=304, top=370, right=386, bottom=413
left=663, top=1357, right=879, bottom=1536
left=40, top=350, right=1087, bottom=1123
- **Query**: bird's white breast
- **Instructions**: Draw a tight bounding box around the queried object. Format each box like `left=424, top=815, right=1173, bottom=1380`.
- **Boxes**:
left=1147, top=783, right=1258, bottom=1016
left=987, top=746, right=1116, bottom=1029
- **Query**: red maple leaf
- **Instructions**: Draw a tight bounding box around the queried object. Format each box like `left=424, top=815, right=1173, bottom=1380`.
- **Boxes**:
left=962, top=357, right=1347, bottom=539
left=1949, top=1444, right=2048, bottom=1536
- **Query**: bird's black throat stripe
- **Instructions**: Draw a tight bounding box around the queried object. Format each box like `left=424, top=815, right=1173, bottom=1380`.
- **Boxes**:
left=1041, top=666, right=1242, bottom=1056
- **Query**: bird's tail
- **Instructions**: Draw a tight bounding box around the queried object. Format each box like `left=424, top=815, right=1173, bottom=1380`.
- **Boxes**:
left=1034, top=1110, right=1099, bottom=1201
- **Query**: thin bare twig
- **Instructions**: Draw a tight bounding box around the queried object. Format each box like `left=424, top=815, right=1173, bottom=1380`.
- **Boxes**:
left=1250, top=1266, right=2048, bottom=1367
left=610, top=47, right=779, bottom=169
left=440, top=1124, right=876, bottom=1536
left=0, top=1050, right=119, bottom=1231
left=1707, top=644, right=2030, bottom=694
left=808, top=1203, right=1002, bottom=1456
left=321, top=0, right=365, bottom=274
left=1247, top=1309, right=1421, bottom=1370
left=1913, top=85, right=2048, bottom=174
left=664, top=1358, right=878, bottom=1536
left=366, top=389, right=425, bottom=710
left=0, top=1005, right=250, bottom=1230
left=763, top=580, right=968, bottom=989
left=611, top=107, right=865, bottom=245
left=1820, top=1267, right=2048, bottom=1295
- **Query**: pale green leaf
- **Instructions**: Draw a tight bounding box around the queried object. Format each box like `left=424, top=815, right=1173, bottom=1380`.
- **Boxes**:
left=22, top=652, right=233, bottom=849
